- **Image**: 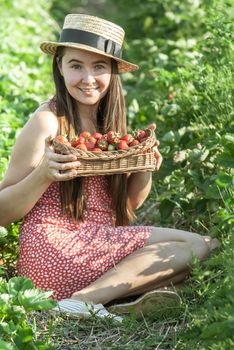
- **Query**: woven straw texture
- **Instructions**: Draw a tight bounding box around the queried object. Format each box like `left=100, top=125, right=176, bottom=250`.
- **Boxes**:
left=53, top=129, right=157, bottom=176
left=64, top=14, right=125, bottom=45
left=40, top=14, right=139, bottom=73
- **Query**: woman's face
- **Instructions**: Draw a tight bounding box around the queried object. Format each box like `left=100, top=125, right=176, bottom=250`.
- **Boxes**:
left=59, top=48, right=112, bottom=107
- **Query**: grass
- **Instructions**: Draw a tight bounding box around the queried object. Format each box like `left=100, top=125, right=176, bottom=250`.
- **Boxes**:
left=33, top=306, right=187, bottom=349
left=30, top=243, right=226, bottom=349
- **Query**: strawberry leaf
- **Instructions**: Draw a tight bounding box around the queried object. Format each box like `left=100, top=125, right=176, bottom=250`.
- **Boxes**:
left=8, top=277, right=34, bottom=297
left=17, top=289, right=56, bottom=311
left=0, top=340, right=15, bottom=350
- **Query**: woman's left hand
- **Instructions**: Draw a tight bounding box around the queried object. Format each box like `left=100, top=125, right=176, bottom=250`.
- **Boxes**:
left=147, top=123, right=163, bottom=171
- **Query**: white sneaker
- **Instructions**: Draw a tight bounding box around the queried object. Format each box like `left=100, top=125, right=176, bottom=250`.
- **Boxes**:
left=52, top=298, right=123, bottom=323
left=108, top=290, right=182, bottom=319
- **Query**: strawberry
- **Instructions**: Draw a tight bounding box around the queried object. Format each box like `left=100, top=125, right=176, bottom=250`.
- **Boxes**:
left=129, top=139, right=140, bottom=147
left=132, top=129, right=146, bottom=141
left=97, top=138, right=108, bottom=151
left=92, top=147, right=103, bottom=152
left=107, top=131, right=121, bottom=145
left=121, top=134, right=134, bottom=145
left=80, top=131, right=91, bottom=139
left=117, top=140, right=129, bottom=150
left=55, top=135, right=69, bottom=144
left=88, top=136, right=97, bottom=145
left=92, top=132, right=103, bottom=140
left=70, top=137, right=79, bottom=147
left=138, top=130, right=146, bottom=140
left=77, top=136, right=86, bottom=144
left=76, top=143, right=87, bottom=151
left=84, top=141, right=95, bottom=151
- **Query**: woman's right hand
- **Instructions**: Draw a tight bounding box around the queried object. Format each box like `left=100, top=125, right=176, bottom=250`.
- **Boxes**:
left=39, top=136, right=81, bottom=182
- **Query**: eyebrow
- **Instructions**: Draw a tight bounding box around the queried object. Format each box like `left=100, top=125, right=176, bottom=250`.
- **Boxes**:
left=67, top=59, right=108, bottom=65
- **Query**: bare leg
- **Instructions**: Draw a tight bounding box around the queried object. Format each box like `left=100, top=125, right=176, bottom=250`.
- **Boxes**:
left=120, top=269, right=189, bottom=298
left=71, top=228, right=218, bottom=305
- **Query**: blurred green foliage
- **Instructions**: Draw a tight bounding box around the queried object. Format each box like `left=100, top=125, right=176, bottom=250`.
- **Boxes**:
left=0, top=2, right=57, bottom=347
left=0, top=0, right=233, bottom=348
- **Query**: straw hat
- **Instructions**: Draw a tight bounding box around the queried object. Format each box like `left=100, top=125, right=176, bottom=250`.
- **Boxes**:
left=40, top=14, right=139, bottom=73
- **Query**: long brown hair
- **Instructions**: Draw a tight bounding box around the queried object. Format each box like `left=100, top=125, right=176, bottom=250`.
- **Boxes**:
left=51, top=46, right=136, bottom=226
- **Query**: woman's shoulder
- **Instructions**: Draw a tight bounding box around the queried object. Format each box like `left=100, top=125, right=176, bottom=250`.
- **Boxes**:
left=29, top=97, right=58, bottom=134
left=35, top=96, right=57, bottom=115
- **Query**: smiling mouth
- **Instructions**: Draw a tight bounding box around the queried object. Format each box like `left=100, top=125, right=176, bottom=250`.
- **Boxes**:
left=78, top=87, right=99, bottom=92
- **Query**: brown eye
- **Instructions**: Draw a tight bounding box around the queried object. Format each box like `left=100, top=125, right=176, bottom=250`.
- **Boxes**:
left=95, top=65, right=105, bottom=70
left=71, top=64, right=82, bottom=70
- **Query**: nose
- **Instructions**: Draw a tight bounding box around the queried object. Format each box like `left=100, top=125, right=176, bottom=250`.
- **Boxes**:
left=81, top=69, right=96, bottom=84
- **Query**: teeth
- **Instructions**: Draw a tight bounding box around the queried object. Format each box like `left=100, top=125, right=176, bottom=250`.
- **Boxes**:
left=80, top=87, right=98, bottom=91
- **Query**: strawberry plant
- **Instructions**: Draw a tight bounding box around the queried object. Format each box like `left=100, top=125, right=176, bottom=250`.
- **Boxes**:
left=0, top=277, right=56, bottom=349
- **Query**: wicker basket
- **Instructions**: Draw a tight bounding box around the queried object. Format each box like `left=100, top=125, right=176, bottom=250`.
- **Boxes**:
left=53, top=129, right=157, bottom=176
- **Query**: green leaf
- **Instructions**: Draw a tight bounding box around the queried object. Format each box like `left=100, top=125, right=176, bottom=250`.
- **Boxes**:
left=14, top=325, right=34, bottom=348
left=188, top=149, right=209, bottom=162
left=205, top=185, right=222, bottom=199
left=18, top=289, right=56, bottom=311
left=159, top=199, right=175, bottom=220
left=162, top=130, right=181, bottom=144
left=0, top=320, right=17, bottom=336
left=0, top=279, right=8, bottom=294
left=215, top=172, right=234, bottom=188
left=0, top=293, right=10, bottom=305
left=195, top=199, right=208, bottom=213
left=8, top=277, right=34, bottom=297
left=0, top=340, right=15, bottom=350
left=216, top=154, right=234, bottom=168
left=201, top=319, right=234, bottom=340
left=223, top=134, right=234, bottom=144
left=0, top=226, right=8, bottom=239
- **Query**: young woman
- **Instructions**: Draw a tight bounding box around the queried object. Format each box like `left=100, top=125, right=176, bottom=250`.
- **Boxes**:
left=0, top=14, right=219, bottom=320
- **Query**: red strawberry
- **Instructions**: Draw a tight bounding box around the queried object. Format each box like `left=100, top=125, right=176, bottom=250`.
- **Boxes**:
left=117, top=140, right=129, bottom=150
left=107, top=131, right=121, bottom=145
left=88, top=136, right=97, bottom=145
left=76, top=143, right=87, bottom=151
left=55, top=135, right=69, bottom=143
left=70, top=137, right=79, bottom=147
left=77, top=136, right=86, bottom=144
left=121, top=134, right=134, bottom=145
left=97, top=138, right=108, bottom=151
left=132, top=129, right=146, bottom=141
left=71, top=136, right=86, bottom=147
left=129, top=139, right=140, bottom=147
left=80, top=131, right=91, bottom=139
left=84, top=141, right=95, bottom=151
left=138, top=130, right=146, bottom=140
left=92, top=132, right=103, bottom=140
left=92, top=147, right=103, bottom=152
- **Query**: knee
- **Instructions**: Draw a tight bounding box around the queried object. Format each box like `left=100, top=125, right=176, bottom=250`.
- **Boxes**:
left=186, top=234, right=209, bottom=260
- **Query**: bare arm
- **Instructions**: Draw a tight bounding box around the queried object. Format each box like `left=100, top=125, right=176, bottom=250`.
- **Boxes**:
left=0, top=105, right=80, bottom=227
left=127, top=172, right=153, bottom=209
left=127, top=123, right=163, bottom=210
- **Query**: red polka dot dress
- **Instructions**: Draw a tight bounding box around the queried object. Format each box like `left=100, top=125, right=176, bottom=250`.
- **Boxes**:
left=17, top=176, right=153, bottom=300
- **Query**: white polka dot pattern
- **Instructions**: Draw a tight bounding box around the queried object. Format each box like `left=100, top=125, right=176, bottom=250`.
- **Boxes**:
left=17, top=176, right=153, bottom=300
